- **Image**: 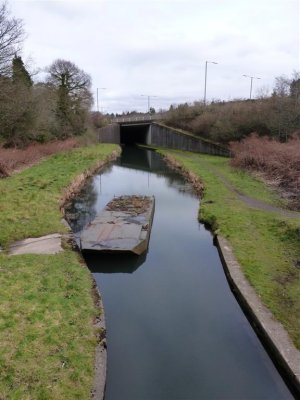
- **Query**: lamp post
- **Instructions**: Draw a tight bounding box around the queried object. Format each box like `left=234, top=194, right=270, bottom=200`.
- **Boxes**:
left=141, top=95, right=158, bottom=113
left=96, top=87, right=106, bottom=112
left=204, top=60, right=218, bottom=105
left=242, top=75, right=261, bottom=100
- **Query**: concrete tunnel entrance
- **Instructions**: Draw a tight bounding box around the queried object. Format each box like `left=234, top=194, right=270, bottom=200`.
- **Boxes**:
left=120, top=123, right=151, bottom=145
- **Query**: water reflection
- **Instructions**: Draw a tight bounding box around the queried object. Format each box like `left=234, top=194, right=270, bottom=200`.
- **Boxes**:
left=66, top=146, right=293, bottom=400
left=119, top=146, right=167, bottom=173
left=84, top=252, right=147, bottom=274
left=65, top=179, right=98, bottom=233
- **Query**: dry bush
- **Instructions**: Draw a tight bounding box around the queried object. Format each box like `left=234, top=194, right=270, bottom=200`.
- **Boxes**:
left=163, top=95, right=300, bottom=145
left=230, top=134, right=300, bottom=208
left=0, top=138, right=78, bottom=176
left=190, top=111, right=216, bottom=138
left=0, top=161, right=9, bottom=177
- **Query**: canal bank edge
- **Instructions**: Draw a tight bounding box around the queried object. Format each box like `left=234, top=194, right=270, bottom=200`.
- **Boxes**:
left=61, top=227, right=107, bottom=400
left=61, top=147, right=121, bottom=400
left=216, top=236, right=300, bottom=396
left=91, top=283, right=107, bottom=400
left=160, top=152, right=300, bottom=397
left=60, top=148, right=121, bottom=213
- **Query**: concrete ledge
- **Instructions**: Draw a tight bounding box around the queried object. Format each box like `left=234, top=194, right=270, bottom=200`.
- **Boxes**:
left=216, top=235, right=300, bottom=397
left=9, top=234, right=63, bottom=255
left=91, top=284, right=107, bottom=400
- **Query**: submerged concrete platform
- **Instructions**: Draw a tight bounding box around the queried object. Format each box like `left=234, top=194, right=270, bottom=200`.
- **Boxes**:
left=80, top=195, right=155, bottom=255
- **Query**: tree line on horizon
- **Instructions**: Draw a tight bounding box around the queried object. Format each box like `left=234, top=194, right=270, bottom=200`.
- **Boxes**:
left=0, top=2, right=94, bottom=147
left=163, top=72, right=300, bottom=145
left=1, top=1, right=299, bottom=148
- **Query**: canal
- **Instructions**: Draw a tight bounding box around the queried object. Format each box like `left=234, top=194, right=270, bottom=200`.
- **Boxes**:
left=66, top=147, right=293, bottom=400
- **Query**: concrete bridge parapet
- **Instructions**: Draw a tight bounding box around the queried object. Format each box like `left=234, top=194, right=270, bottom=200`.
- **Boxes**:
left=113, top=114, right=162, bottom=124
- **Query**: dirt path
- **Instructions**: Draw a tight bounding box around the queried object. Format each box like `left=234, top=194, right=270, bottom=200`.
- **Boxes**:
left=215, top=171, right=300, bottom=219
left=162, top=152, right=300, bottom=219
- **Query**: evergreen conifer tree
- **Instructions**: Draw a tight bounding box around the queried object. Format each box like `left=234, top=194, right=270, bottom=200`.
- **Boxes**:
left=12, top=55, right=32, bottom=87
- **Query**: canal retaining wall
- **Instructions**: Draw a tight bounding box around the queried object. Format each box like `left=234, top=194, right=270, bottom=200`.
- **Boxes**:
left=150, top=123, right=230, bottom=157
left=92, top=285, right=107, bottom=400
left=216, top=236, right=300, bottom=397
left=98, top=122, right=229, bottom=157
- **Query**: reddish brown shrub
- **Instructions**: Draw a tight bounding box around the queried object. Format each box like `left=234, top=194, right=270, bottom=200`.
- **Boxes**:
left=0, top=162, right=9, bottom=177
left=0, top=138, right=78, bottom=176
left=230, top=134, right=300, bottom=209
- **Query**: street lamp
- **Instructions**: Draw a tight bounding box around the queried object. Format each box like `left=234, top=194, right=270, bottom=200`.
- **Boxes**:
left=96, top=87, right=106, bottom=112
left=141, top=95, right=158, bottom=113
left=204, top=60, right=218, bottom=105
left=242, top=75, right=261, bottom=100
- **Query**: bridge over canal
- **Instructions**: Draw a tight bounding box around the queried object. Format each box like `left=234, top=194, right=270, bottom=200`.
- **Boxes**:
left=98, top=116, right=230, bottom=157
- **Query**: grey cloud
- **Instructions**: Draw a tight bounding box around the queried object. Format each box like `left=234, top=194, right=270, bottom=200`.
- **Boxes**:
left=10, top=0, right=300, bottom=113
left=32, top=0, right=84, bottom=20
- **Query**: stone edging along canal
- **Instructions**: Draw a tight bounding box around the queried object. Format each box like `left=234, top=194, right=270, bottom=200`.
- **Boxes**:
left=61, top=148, right=121, bottom=400
left=91, top=284, right=107, bottom=400
left=216, top=236, right=300, bottom=396
left=60, top=149, right=120, bottom=212
left=161, top=153, right=300, bottom=397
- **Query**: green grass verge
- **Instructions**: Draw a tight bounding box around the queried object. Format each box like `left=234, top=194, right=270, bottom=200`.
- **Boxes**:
left=196, top=153, right=285, bottom=207
left=0, top=144, right=119, bottom=399
left=0, top=251, right=97, bottom=399
left=158, top=149, right=300, bottom=349
left=0, top=144, right=119, bottom=248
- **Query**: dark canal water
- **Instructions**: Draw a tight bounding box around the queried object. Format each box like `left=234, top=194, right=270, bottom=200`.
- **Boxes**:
left=66, top=147, right=293, bottom=400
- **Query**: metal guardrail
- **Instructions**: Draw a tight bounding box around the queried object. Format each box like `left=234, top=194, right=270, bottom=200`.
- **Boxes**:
left=113, top=115, right=162, bottom=123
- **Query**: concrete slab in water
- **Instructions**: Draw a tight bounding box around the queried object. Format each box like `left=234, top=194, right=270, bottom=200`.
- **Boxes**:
left=9, top=234, right=63, bottom=255
left=80, top=195, right=155, bottom=255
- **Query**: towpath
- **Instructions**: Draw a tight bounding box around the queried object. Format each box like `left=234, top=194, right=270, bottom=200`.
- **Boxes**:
left=212, top=169, right=300, bottom=219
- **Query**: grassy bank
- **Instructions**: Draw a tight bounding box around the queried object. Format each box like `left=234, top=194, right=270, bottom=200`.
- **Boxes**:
left=0, top=144, right=119, bottom=248
left=157, top=149, right=300, bottom=349
left=0, top=144, right=119, bottom=399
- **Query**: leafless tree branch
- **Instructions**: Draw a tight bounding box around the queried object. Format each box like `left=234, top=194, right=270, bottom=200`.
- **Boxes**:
left=46, top=59, right=91, bottom=96
left=0, top=1, right=24, bottom=75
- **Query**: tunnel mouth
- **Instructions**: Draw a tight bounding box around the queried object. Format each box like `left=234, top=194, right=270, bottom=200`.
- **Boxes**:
left=120, top=123, right=150, bottom=145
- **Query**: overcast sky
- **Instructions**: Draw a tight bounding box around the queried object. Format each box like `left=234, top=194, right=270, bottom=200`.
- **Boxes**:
left=10, top=0, right=300, bottom=113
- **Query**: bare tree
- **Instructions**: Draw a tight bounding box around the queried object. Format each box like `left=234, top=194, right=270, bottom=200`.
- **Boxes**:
left=272, top=75, right=290, bottom=97
left=290, top=71, right=300, bottom=100
left=46, top=59, right=92, bottom=137
left=47, top=59, right=91, bottom=97
left=0, top=1, right=24, bottom=75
